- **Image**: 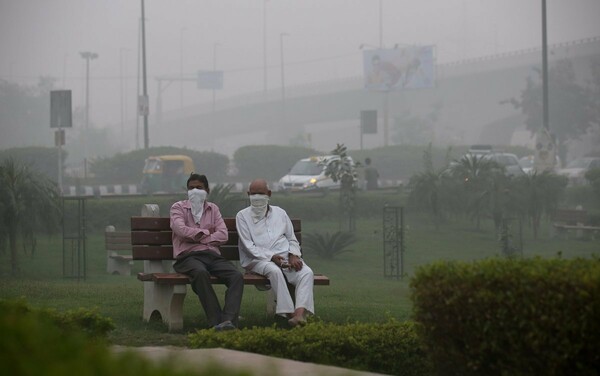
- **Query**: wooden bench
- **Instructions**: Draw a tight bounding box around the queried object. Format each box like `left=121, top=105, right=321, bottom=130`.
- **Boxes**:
left=552, top=208, right=600, bottom=240
left=105, top=226, right=133, bottom=276
left=131, top=215, right=330, bottom=331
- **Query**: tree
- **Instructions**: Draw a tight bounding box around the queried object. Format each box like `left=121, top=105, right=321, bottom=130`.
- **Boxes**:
left=0, top=158, right=61, bottom=275
left=321, top=144, right=359, bottom=231
left=506, top=59, right=597, bottom=162
left=407, top=144, right=458, bottom=229
left=0, top=78, right=56, bottom=149
left=450, top=155, right=503, bottom=230
left=512, top=171, right=567, bottom=239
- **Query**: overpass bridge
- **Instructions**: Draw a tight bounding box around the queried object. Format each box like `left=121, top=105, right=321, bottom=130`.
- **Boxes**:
left=151, top=37, right=600, bottom=156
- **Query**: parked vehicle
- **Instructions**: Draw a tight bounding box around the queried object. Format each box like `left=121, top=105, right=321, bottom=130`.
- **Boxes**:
left=277, top=155, right=350, bottom=192
left=518, top=154, right=561, bottom=174
left=483, top=152, right=525, bottom=177
left=557, top=157, right=600, bottom=186
left=141, top=155, right=195, bottom=193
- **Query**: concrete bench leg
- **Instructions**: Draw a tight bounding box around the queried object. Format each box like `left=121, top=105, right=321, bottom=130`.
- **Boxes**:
left=143, top=281, right=187, bottom=332
left=266, top=288, right=276, bottom=317
left=107, top=252, right=133, bottom=276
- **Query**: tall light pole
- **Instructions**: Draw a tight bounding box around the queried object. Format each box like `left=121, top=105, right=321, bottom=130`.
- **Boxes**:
left=541, top=0, right=549, bottom=132
left=212, top=42, right=219, bottom=112
left=141, top=0, right=149, bottom=149
left=80, top=51, right=98, bottom=172
left=120, top=48, right=129, bottom=138
left=280, top=32, right=289, bottom=103
left=180, top=26, right=186, bottom=109
left=263, top=0, right=268, bottom=99
left=379, top=0, right=383, bottom=48
left=280, top=32, right=289, bottom=135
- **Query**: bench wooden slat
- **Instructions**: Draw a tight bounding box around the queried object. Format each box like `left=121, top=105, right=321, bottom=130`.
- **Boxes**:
left=131, top=216, right=301, bottom=232
left=137, top=272, right=331, bottom=286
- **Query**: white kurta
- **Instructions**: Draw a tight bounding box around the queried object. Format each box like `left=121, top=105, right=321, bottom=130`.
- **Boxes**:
left=236, top=205, right=314, bottom=316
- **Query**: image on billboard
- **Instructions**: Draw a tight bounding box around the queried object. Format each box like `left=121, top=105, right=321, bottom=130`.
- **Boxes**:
left=363, top=46, right=435, bottom=91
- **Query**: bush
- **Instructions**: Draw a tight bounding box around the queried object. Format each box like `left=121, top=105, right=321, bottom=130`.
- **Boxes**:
left=89, top=146, right=229, bottom=184
left=233, top=145, right=318, bottom=181
left=0, top=299, right=253, bottom=376
left=302, top=231, right=356, bottom=259
left=188, top=319, right=433, bottom=376
left=0, top=146, right=65, bottom=183
left=410, top=257, right=600, bottom=376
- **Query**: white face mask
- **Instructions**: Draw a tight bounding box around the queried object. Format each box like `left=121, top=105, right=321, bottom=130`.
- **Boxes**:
left=188, top=188, right=207, bottom=223
left=249, top=194, right=269, bottom=223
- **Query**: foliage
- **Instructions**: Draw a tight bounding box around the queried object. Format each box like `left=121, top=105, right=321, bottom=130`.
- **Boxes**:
left=0, top=158, right=61, bottom=275
left=233, top=144, right=319, bottom=181
left=407, top=144, right=457, bottom=229
left=302, top=231, right=356, bottom=259
left=0, top=146, right=66, bottom=184
left=0, top=299, right=251, bottom=376
left=208, top=184, right=247, bottom=217
left=189, top=319, right=433, bottom=376
left=392, top=102, right=442, bottom=145
left=585, top=168, right=600, bottom=204
left=90, top=146, right=229, bottom=184
left=321, top=144, right=360, bottom=230
left=411, top=257, right=600, bottom=376
left=348, top=144, right=532, bottom=182
left=0, top=78, right=56, bottom=150
left=512, top=171, right=568, bottom=239
left=506, top=59, right=598, bottom=161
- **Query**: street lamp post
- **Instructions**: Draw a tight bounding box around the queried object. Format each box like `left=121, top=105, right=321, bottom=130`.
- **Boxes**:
left=263, top=0, right=268, bottom=99
left=212, top=42, right=219, bottom=112
left=280, top=33, right=290, bottom=133
left=280, top=33, right=289, bottom=103
left=80, top=51, right=98, bottom=175
left=180, top=27, right=186, bottom=109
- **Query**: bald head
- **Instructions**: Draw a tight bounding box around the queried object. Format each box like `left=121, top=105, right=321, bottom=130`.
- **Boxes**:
left=248, top=179, right=271, bottom=196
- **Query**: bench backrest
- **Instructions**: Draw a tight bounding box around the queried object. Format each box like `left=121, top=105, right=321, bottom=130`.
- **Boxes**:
left=105, top=230, right=132, bottom=251
left=130, top=217, right=301, bottom=261
left=553, top=209, right=587, bottom=225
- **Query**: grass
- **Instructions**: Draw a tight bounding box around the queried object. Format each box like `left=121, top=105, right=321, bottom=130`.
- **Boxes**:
left=1, top=211, right=598, bottom=347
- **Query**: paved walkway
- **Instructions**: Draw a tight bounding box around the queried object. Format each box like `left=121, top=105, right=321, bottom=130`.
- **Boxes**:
left=112, top=346, right=389, bottom=376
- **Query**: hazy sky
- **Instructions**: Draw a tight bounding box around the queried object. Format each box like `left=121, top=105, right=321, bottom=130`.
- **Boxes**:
left=1, top=0, right=599, bottom=134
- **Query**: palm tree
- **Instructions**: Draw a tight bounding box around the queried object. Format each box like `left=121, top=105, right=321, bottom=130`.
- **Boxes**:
left=0, top=158, right=61, bottom=275
left=407, top=144, right=462, bottom=229
left=513, top=171, right=567, bottom=239
left=450, top=155, right=502, bottom=229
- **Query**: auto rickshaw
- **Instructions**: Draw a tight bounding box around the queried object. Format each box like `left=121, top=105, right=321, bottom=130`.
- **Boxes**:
left=141, top=155, right=195, bottom=193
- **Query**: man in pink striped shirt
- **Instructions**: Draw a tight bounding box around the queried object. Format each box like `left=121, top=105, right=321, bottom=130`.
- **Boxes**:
left=170, top=173, right=243, bottom=330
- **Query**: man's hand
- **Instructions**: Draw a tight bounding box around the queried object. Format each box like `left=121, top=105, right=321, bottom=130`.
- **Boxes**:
left=288, top=254, right=303, bottom=271
left=271, top=254, right=285, bottom=267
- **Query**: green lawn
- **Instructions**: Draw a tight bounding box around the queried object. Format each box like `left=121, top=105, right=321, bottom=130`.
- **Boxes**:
left=1, top=212, right=597, bottom=347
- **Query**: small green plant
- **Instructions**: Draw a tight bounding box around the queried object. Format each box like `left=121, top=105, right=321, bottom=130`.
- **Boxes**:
left=208, top=183, right=245, bottom=216
left=302, top=231, right=356, bottom=259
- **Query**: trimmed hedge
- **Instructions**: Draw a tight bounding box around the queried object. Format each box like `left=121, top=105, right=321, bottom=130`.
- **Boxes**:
left=410, top=257, right=600, bottom=376
left=188, top=319, right=433, bottom=376
left=0, top=299, right=253, bottom=376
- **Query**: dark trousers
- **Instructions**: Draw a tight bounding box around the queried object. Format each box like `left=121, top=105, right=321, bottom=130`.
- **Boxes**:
left=173, top=251, right=243, bottom=327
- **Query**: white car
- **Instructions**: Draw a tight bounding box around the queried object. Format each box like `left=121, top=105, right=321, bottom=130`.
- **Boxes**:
left=278, top=155, right=351, bottom=192
left=557, top=157, right=600, bottom=186
left=518, top=155, right=561, bottom=174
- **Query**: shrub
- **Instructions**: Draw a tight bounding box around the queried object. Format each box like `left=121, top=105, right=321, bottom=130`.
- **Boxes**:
left=302, top=231, right=356, bottom=259
left=233, top=145, right=318, bottom=181
left=188, top=319, right=433, bottom=376
left=90, top=146, right=229, bottom=184
left=410, top=257, right=600, bottom=376
left=0, top=299, right=252, bottom=376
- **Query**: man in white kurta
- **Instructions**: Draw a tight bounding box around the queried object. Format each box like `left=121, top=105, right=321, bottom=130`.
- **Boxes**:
left=236, top=179, right=314, bottom=326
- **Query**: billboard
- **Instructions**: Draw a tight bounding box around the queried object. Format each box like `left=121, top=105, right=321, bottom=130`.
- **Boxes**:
left=363, top=46, right=435, bottom=91
left=197, top=70, right=224, bottom=90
